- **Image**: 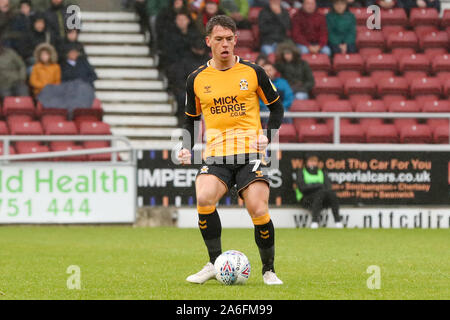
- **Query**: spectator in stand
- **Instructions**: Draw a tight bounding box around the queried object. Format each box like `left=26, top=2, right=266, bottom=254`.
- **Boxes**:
left=255, top=53, right=269, bottom=66
left=316, top=0, right=332, bottom=6
left=221, top=0, right=251, bottom=29
left=259, top=63, right=294, bottom=124
left=274, top=41, right=315, bottom=100
left=326, top=0, right=356, bottom=55
left=60, top=44, right=97, bottom=87
left=11, top=0, right=33, bottom=33
left=258, top=0, right=291, bottom=56
left=29, top=42, right=61, bottom=96
left=161, top=10, right=201, bottom=71
left=168, top=37, right=210, bottom=124
left=58, top=28, right=85, bottom=62
left=0, top=0, right=16, bottom=47
left=0, top=43, right=28, bottom=97
left=291, top=0, right=331, bottom=56
left=400, top=0, right=440, bottom=15
left=136, top=0, right=169, bottom=53
left=156, top=0, right=188, bottom=50
left=45, top=0, right=69, bottom=48
left=13, top=13, right=51, bottom=69
left=346, top=0, right=366, bottom=7
left=195, top=0, right=225, bottom=33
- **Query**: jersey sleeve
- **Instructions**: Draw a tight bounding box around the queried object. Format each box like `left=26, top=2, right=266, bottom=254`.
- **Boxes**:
left=185, top=72, right=202, bottom=117
left=255, top=65, right=280, bottom=106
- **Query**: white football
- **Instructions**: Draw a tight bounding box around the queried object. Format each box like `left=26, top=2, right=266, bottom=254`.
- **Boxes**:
left=214, top=250, right=251, bottom=285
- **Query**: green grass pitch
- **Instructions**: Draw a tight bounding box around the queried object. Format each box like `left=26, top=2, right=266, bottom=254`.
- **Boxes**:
left=0, top=226, right=448, bottom=300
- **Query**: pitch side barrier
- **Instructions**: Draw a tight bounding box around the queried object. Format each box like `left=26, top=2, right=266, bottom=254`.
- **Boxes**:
left=0, top=135, right=137, bottom=224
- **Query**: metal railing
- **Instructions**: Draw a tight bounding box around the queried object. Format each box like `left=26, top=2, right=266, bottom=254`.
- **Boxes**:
left=0, top=135, right=136, bottom=165
left=261, top=111, right=450, bottom=144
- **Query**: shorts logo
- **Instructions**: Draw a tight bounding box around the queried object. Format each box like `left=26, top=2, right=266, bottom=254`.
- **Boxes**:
left=255, top=170, right=263, bottom=178
left=200, top=166, right=209, bottom=174
left=239, top=79, right=249, bottom=91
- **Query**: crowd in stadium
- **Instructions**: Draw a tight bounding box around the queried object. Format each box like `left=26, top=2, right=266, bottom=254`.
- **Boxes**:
left=130, top=0, right=446, bottom=130
left=0, top=0, right=96, bottom=100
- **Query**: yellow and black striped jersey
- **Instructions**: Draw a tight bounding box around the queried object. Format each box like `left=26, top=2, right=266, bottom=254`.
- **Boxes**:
left=185, top=56, right=280, bottom=158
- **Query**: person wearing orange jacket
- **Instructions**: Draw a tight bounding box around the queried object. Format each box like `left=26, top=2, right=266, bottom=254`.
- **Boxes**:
left=29, top=42, right=61, bottom=96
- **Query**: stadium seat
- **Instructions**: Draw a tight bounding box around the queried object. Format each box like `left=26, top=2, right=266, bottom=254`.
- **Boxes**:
left=433, top=125, right=449, bottom=144
left=301, top=54, right=331, bottom=72
left=41, top=114, right=68, bottom=128
left=337, top=71, right=362, bottom=84
left=44, top=121, right=78, bottom=136
left=422, top=100, right=450, bottom=113
left=442, top=9, right=450, bottom=29
left=356, top=30, right=385, bottom=49
left=317, top=7, right=331, bottom=16
left=297, top=123, right=332, bottom=143
left=424, top=48, right=447, bottom=61
left=377, top=77, right=409, bottom=97
left=391, top=48, right=415, bottom=61
left=381, top=25, right=406, bottom=40
left=73, top=99, right=104, bottom=127
left=359, top=47, right=382, bottom=60
left=312, top=77, right=343, bottom=97
left=339, top=123, right=366, bottom=143
left=403, top=71, right=428, bottom=86
left=414, top=25, right=438, bottom=39
left=321, top=100, right=353, bottom=112
left=315, top=94, right=341, bottom=106
left=9, top=121, right=43, bottom=135
left=409, top=8, right=440, bottom=27
left=277, top=123, right=297, bottom=143
left=312, top=71, right=328, bottom=81
left=293, top=118, right=317, bottom=131
left=431, top=54, right=450, bottom=74
left=0, top=121, right=9, bottom=135
left=248, top=6, right=262, bottom=24
left=79, top=121, right=111, bottom=136
left=239, top=51, right=259, bottom=63
left=445, top=79, right=450, bottom=97
left=370, top=70, right=395, bottom=84
left=410, top=77, right=441, bottom=98
left=236, top=29, right=255, bottom=49
left=0, top=144, right=15, bottom=156
left=400, top=124, right=432, bottom=144
left=349, top=7, right=372, bottom=25
left=354, top=99, right=387, bottom=113
left=386, top=31, right=418, bottom=50
left=16, top=145, right=50, bottom=161
left=35, top=101, right=68, bottom=118
left=419, top=31, right=449, bottom=50
left=333, top=53, right=364, bottom=72
left=366, top=124, right=399, bottom=143
left=366, top=54, right=397, bottom=73
left=388, top=100, right=420, bottom=113
left=6, top=114, right=33, bottom=128
left=51, top=145, right=87, bottom=162
left=359, top=118, right=384, bottom=132
left=290, top=100, right=320, bottom=112
left=427, top=118, right=449, bottom=128
left=380, top=8, right=408, bottom=26
left=415, top=95, right=440, bottom=107
left=348, top=94, right=373, bottom=106
left=234, top=47, right=252, bottom=56
left=344, top=77, right=376, bottom=97
left=398, top=54, right=430, bottom=74
left=393, top=118, right=418, bottom=132
left=3, top=96, right=35, bottom=117
left=251, top=24, right=260, bottom=46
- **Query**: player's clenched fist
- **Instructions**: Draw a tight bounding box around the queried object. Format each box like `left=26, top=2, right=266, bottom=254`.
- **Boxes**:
left=251, top=135, right=269, bottom=152
left=177, top=148, right=192, bottom=165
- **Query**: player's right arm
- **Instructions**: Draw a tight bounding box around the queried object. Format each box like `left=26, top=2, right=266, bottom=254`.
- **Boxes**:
left=178, top=72, right=202, bottom=165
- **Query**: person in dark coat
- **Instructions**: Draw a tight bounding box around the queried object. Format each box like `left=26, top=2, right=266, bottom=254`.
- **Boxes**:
left=258, top=0, right=291, bottom=56
left=44, top=0, right=69, bottom=48
left=60, top=44, right=97, bottom=87
left=293, top=153, right=343, bottom=229
left=155, top=0, right=188, bottom=51
left=57, top=28, right=85, bottom=63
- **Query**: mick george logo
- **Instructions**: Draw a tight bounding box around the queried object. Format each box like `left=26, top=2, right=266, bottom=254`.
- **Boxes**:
left=211, top=96, right=247, bottom=118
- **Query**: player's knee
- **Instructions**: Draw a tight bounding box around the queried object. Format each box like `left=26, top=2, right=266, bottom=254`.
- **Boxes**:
left=248, top=204, right=269, bottom=220
left=196, top=192, right=217, bottom=208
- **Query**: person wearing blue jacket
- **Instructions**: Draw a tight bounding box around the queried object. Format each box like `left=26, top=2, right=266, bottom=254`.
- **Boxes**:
left=260, top=63, right=294, bottom=124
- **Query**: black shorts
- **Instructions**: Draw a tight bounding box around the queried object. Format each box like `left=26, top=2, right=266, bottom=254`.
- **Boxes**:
left=196, top=154, right=270, bottom=198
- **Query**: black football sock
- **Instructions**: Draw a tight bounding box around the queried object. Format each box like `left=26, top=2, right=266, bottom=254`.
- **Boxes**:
left=198, top=206, right=222, bottom=264
left=253, top=214, right=275, bottom=275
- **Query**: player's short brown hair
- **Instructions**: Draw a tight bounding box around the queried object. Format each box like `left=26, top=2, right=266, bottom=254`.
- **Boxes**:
left=205, top=15, right=237, bottom=36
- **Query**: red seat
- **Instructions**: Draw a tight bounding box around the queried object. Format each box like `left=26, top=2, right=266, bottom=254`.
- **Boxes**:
left=410, top=77, right=441, bottom=98
left=0, top=121, right=9, bottom=135
left=0, top=144, right=15, bottom=155
left=44, top=121, right=78, bottom=135
left=312, top=77, right=343, bottom=97
left=366, top=54, right=397, bottom=73
left=73, top=98, right=103, bottom=127
left=41, top=114, right=67, bottom=128
left=400, top=124, right=432, bottom=144
left=419, top=31, right=449, bottom=50
left=251, top=24, right=260, bottom=46
left=236, top=29, right=255, bottom=49
left=436, top=72, right=450, bottom=88
left=79, top=121, right=111, bottom=135
left=414, top=25, right=438, bottom=39
left=297, top=123, right=332, bottom=143
left=391, top=47, right=415, bottom=61
left=9, top=121, right=43, bottom=135
left=377, top=77, right=409, bottom=97
left=239, top=51, right=259, bottom=63
left=35, top=101, right=68, bottom=118
left=293, top=118, right=317, bottom=132
left=428, top=118, right=449, bottom=128
left=315, top=94, right=341, bottom=106
left=424, top=48, right=447, bottom=61
left=277, top=123, right=297, bottom=143
left=393, top=118, right=418, bottom=132
left=381, top=25, right=406, bottom=39
left=403, top=71, right=428, bottom=86
left=356, top=30, right=385, bottom=49
left=388, top=100, right=420, bottom=113
left=3, top=96, right=35, bottom=117
left=317, top=7, right=331, bottom=16
left=348, top=94, right=373, bottom=106
left=422, top=100, right=450, bottom=113
left=249, top=6, right=263, bottom=24
left=234, top=47, right=252, bottom=56
left=321, top=100, right=353, bottom=112
left=386, top=31, right=418, bottom=50
left=442, top=9, right=450, bottom=29
left=333, top=53, right=364, bottom=72
left=312, top=71, right=328, bottom=81
left=359, top=47, right=382, bottom=60
left=337, top=71, right=362, bottom=84
left=354, top=100, right=387, bottom=113
left=349, top=7, right=372, bottom=25
left=340, top=123, right=366, bottom=143
left=398, top=54, right=430, bottom=74
left=359, top=118, right=384, bottom=132
left=16, top=145, right=50, bottom=161
left=366, top=124, right=399, bottom=143
left=445, top=79, right=450, bottom=97
left=301, top=54, right=331, bottom=72
left=51, top=145, right=87, bottom=162
left=433, top=125, right=449, bottom=144
left=290, top=100, right=320, bottom=112
left=380, top=8, right=408, bottom=26
left=431, top=54, right=450, bottom=74
left=370, top=70, right=395, bottom=84
left=409, top=8, right=439, bottom=27
left=344, top=77, right=376, bottom=97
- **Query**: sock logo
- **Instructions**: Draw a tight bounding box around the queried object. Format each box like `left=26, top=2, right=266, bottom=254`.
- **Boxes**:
left=199, top=219, right=207, bottom=229
left=260, top=230, right=270, bottom=239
